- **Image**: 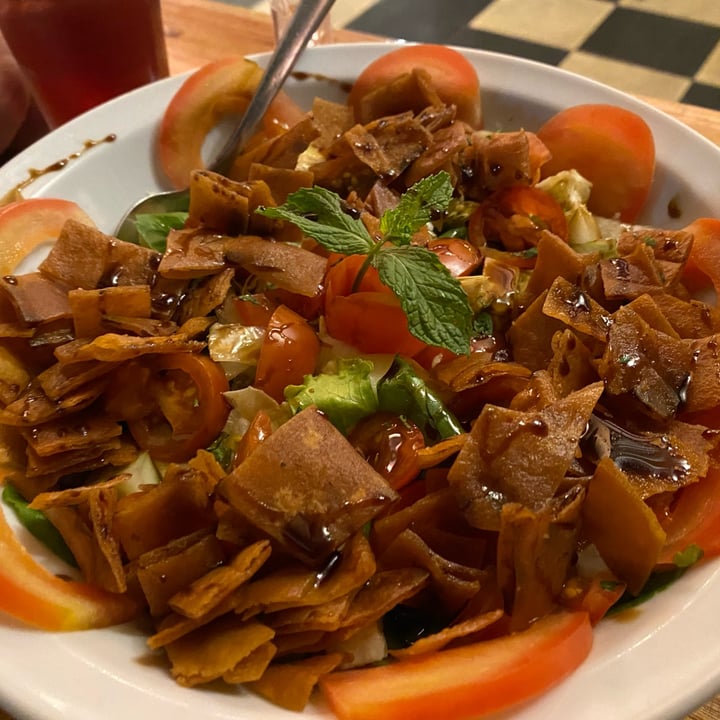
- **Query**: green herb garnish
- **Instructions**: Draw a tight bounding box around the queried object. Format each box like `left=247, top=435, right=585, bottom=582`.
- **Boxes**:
left=135, top=211, right=189, bottom=252
left=257, top=172, right=473, bottom=355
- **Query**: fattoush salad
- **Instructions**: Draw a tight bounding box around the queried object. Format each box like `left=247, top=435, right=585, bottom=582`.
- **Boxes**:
left=1, top=43, right=720, bottom=720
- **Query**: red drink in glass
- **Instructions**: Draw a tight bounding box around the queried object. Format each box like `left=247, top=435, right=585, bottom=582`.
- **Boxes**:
left=0, top=0, right=169, bottom=129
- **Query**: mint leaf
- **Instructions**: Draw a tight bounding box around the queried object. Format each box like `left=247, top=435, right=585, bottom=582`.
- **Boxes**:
left=374, top=245, right=473, bottom=355
left=380, top=171, right=454, bottom=244
left=257, top=186, right=374, bottom=255
left=135, top=211, right=188, bottom=252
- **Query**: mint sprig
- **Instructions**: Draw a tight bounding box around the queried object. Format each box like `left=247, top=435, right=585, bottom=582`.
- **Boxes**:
left=258, top=172, right=473, bottom=355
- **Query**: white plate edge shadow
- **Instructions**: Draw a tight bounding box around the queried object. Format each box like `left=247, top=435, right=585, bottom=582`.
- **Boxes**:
left=0, top=42, right=719, bottom=720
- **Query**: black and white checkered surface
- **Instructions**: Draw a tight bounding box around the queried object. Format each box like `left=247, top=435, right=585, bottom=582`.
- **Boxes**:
left=238, top=0, right=720, bottom=110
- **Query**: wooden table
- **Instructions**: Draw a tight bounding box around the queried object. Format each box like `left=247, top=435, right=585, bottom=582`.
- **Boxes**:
left=1, top=1, right=720, bottom=719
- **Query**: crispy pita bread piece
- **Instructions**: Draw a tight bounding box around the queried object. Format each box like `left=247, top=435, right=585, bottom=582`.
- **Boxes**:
left=53, top=333, right=204, bottom=364
left=187, top=170, right=275, bottom=237
left=378, top=529, right=484, bottom=614
left=0, top=272, right=72, bottom=325
left=582, top=457, right=667, bottom=595
left=168, top=539, right=272, bottom=619
left=459, top=131, right=532, bottom=199
left=68, top=285, right=153, bottom=339
left=390, top=608, right=505, bottom=658
left=39, top=219, right=160, bottom=289
left=233, top=533, right=377, bottom=617
left=164, top=615, right=275, bottom=687
left=21, top=409, right=122, bottom=457
left=0, top=379, right=105, bottom=427
left=599, top=243, right=666, bottom=300
left=177, top=268, right=235, bottom=324
left=543, top=277, right=612, bottom=343
left=328, top=568, right=430, bottom=643
left=652, top=293, right=720, bottom=339
left=343, top=113, right=432, bottom=180
left=114, top=464, right=217, bottom=560
left=42, top=485, right=127, bottom=593
left=353, top=68, right=443, bottom=125
left=247, top=652, right=345, bottom=712
left=230, top=115, right=319, bottom=182
left=507, top=291, right=565, bottom=372
left=683, top=333, right=720, bottom=414
left=219, top=407, right=397, bottom=564
left=497, top=486, right=585, bottom=631
left=266, top=593, right=353, bottom=635
left=136, top=531, right=227, bottom=617
left=25, top=436, right=123, bottom=478
left=224, top=234, right=326, bottom=298
left=158, top=228, right=227, bottom=280
left=36, top=359, right=119, bottom=400
left=448, top=382, right=604, bottom=530
left=311, top=97, right=355, bottom=152
left=599, top=304, right=694, bottom=420
left=247, top=162, right=314, bottom=204
left=404, top=119, right=467, bottom=188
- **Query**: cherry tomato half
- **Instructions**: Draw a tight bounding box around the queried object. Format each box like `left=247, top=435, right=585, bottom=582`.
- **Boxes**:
left=254, top=304, right=320, bottom=402
left=107, top=352, right=230, bottom=463
left=427, top=238, right=481, bottom=277
left=349, top=412, right=425, bottom=490
left=468, top=185, right=568, bottom=252
left=324, top=254, right=427, bottom=357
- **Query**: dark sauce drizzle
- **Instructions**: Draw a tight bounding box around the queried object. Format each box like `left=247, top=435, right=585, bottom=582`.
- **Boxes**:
left=3, top=134, right=117, bottom=200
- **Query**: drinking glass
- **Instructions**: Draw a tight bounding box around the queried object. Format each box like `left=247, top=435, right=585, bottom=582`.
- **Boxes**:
left=0, top=0, right=169, bottom=129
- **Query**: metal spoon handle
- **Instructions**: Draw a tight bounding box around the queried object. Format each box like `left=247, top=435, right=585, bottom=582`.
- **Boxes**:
left=212, top=0, right=335, bottom=176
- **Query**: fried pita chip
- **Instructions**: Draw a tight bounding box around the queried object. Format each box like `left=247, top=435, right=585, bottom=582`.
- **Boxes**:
left=164, top=615, right=275, bottom=687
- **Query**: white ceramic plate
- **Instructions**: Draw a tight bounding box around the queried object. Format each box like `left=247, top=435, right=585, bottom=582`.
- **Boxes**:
left=1, top=43, right=720, bottom=720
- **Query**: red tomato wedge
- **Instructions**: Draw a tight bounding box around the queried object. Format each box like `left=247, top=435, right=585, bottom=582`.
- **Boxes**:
left=349, top=44, right=482, bottom=127
left=320, top=611, right=593, bottom=720
left=681, top=218, right=720, bottom=297
left=254, top=304, right=320, bottom=402
left=158, top=57, right=305, bottom=188
left=658, top=466, right=720, bottom=564
left=0, top=198, right=95, bottom=277
left=324, top=254, right=427, bottom=356
left=0, top=501, right=140, bottom=631
left=537, top=104, right=655, bottom=223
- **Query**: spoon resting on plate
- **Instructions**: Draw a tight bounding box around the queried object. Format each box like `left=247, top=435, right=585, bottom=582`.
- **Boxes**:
left=114, top=0, right=336, bottom=243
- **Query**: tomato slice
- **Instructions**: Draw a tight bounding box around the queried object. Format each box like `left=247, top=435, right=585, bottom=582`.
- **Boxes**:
left=681, top=218, right=720, bottom=297
left=324, top=254, right=427, bottom=357
left=349, top=44, right=482, bottom=127
left=469, top=185, right=568, bottom=251
left=0, top=198, right=95, bottom=277
left=320, top=611, right=592, bottom=720
left=658, top=466, right=720, bottom=564
left=426, top=238, right=481, bottom=277
left=158, top=57, right=305, bottom=188
left=254, top=304, right=320, bottom=402
left=349, top=412, right=425, bottom=490
left=120, top=353, right=230, bottom=463
left=536, top=104, right=655, bottom=223
left=0, top=502, right=140, bottom=631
